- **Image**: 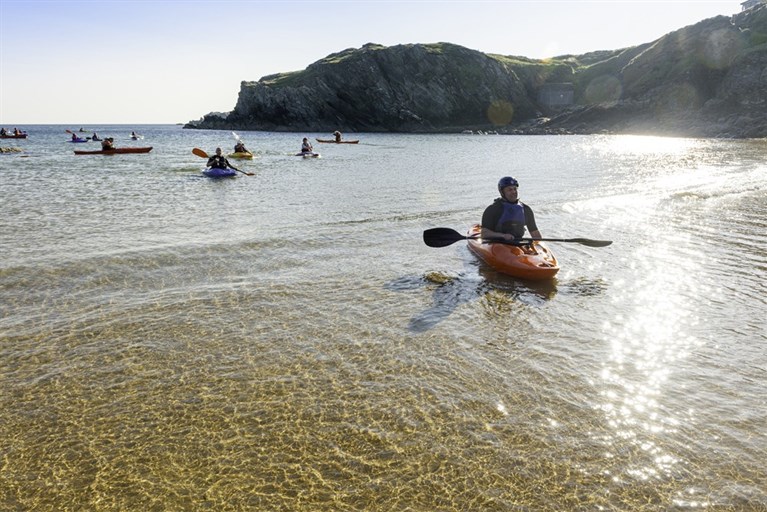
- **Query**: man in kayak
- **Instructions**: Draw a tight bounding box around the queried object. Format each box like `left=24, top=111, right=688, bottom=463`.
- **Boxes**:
left=207, top=147, right=240, bottom=172
left=333, top=130, right=342, bottom=142
left=301, top=137, right=314, bottom=154
left=101, top=137, right=115, bottom=150
left=480, top=176, right=542, bottom=241
left=234, top=140, right=249, bottom=154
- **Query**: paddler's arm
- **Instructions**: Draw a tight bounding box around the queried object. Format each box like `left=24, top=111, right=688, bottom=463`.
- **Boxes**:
left=481, top=227, right=516, bottom=241
left=481, top=227, right=542, bottom=241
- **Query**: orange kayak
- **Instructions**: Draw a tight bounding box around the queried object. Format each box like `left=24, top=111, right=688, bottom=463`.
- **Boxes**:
left=466, top=224, right=559, bottom=280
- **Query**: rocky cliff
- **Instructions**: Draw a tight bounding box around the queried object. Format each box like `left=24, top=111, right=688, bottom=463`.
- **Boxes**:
left=188, top=42, right=547, bottom=133
left=186, top=5, right=767, bottom=138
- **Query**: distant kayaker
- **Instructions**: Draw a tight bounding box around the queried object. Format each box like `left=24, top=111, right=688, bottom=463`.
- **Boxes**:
left=71, top=133, right=79, bottom=141
left=333, top=131, right=342, bottom=142
left=0, top=128, right=6, bottom=136
left=301, top=138, right=314, bottom=153
left=207, top=147, right=240, bottom=171
left=101, top=137, right=115, bottom=150
left=234, top=140, right=249, bottom=153
left=480, top=176, right=542, bottom=241
left=91, top=132, right=101, bottom=141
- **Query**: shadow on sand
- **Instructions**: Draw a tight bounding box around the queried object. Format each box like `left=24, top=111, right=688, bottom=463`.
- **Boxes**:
left=385, top=265, right=559, bottom=333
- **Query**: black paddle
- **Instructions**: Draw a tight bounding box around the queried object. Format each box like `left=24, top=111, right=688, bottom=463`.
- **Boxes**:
left=423, top=227, right=612, bottom=248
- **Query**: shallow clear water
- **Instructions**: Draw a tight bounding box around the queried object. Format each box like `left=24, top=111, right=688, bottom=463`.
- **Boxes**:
left=1, top=126, right=766, bottom=510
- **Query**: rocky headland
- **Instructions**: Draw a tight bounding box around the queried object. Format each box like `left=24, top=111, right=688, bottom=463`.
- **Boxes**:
left=186, top=5, right=767, bottom=138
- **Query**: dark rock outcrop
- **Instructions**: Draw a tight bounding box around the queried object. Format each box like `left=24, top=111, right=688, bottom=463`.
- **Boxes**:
left=188, top=43, right=541, bottom=133
left=186, top=5, right=767, bottom=138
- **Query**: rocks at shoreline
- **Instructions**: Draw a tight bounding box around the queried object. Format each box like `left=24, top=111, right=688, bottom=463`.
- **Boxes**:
left=187, top=5, right=767, bottom=139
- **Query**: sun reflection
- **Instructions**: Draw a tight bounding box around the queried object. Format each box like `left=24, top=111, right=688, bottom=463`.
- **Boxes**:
left=604, top=135, right=698, bottom=156
left=597, top=236, right=703, bottom=483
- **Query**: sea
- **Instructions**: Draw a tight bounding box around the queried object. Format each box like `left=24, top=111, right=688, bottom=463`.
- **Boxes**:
left=1, top=124, right=765, bottom=510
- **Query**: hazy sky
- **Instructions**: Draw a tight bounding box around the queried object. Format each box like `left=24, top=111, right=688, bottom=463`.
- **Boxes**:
left=0, top=0, right=742, bottom=124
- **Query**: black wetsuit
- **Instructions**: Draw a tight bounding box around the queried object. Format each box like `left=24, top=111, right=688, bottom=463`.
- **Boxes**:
left=481, top=198, right=538, bottom=238
left=207, top=155, right=230, bottom=169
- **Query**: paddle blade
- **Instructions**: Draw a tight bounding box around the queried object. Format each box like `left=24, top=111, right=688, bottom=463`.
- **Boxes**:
left=567, top=238, right=612, bottom=247
left=192, top=147, right=208, bottom=158
left=232, top=131, right=241, bottom=141
left=423, top=227, right=469, bottom=248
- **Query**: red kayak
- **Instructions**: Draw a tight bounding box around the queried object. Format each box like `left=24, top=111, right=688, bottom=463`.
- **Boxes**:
left=74, top=147, right=153, bottom=155
left=466, top=224, right=559, bottom=280
left=315, top=139, right=359, bottom=144
left=1, top=133, right=27, bottom=139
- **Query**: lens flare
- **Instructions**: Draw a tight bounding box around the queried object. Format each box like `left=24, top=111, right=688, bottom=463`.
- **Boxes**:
left=700, top=28, right=743, bottom=70
left=584, top=75, right=623, bottom=104
left=487, top=100, right=515, bottom=126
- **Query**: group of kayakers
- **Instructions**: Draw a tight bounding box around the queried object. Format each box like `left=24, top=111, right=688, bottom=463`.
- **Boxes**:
left=0, top=127, right=24, bottom=136
left=9, top=125, right=541, bottom=240
left=66, top=130, right=137, bottom=151
left=300, top=130, right=345, bottom=153
left=205, top=137, right=254, bottom=171
left=204, top=131, right=345, bottom=164
left=207, top=133, right=324, bottom=169
left=206, top=131, right=542, bottom=240
left=113, top=129, right=543, bottom=241
left=299, top=130, right=342, bottom=153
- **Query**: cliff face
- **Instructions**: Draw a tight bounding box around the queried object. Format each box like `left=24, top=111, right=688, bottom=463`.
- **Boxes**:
left=190, top=43, right=542, bottom=133
left=187, top=5, right=767, bottom=138
left=542, top=6, right=767, bottom=137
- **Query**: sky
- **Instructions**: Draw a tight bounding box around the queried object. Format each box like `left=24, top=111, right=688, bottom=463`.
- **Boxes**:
left=0, top=0, right=743, bottom=125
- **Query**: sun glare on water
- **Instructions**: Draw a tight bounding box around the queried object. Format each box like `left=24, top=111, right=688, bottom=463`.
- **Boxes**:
left=596, top=234, right=706, bottom=486
left=604, top=135, right=699, bottom=156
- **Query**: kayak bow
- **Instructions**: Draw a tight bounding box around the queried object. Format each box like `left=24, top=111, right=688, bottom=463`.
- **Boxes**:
left=202, top=167, right=237, bottom=178
left=228, top=151, right=254, bottom=159
left=466, top=224, right=559, bottom=281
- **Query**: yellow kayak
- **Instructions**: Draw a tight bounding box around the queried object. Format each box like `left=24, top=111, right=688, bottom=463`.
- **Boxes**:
left=228, top=151, right=254, bottom=159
